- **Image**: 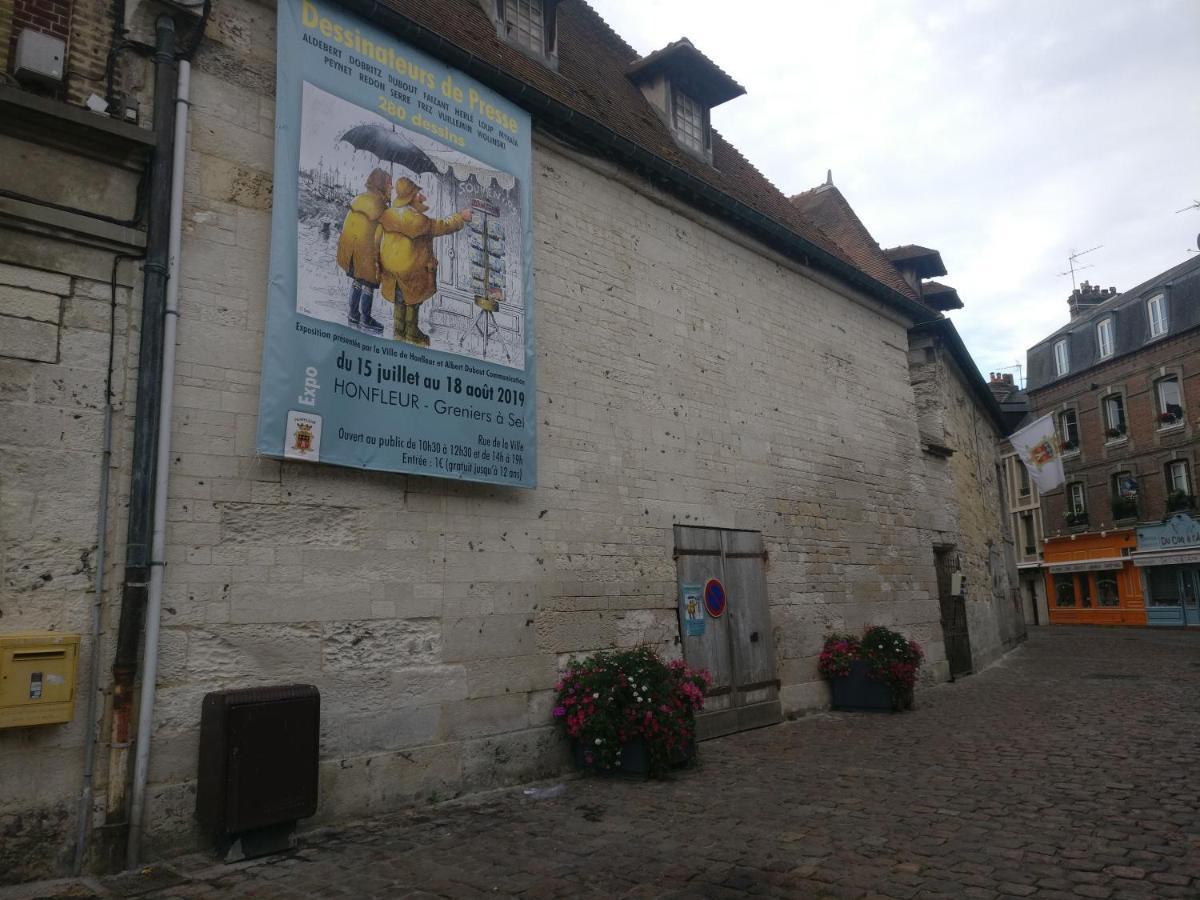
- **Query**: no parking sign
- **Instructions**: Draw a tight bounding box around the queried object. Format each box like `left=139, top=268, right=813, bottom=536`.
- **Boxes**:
left=703, top=578, right=727, bottom=618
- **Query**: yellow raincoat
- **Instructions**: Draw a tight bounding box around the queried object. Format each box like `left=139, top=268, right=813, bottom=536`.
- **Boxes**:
left=335, top=191, right=388, bottom=285
left=377, top=204, right=468, bottom=306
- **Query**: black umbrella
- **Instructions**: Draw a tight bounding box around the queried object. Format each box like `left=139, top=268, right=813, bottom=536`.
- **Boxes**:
left=339, top=123, right=438, bottom=176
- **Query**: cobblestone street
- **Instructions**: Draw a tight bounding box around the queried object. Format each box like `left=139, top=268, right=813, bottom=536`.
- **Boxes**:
left=8, top=627, right=1200, bottom=900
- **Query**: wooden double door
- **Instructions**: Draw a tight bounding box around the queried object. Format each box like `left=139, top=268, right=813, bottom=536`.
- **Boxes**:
left=674, top=526, right=781, bottom=740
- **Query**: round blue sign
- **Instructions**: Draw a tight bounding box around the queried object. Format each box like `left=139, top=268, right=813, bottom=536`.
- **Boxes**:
left=703, top=578, right=727, bottom=618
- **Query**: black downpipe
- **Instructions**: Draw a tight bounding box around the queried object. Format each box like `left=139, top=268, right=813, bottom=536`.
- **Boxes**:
left=109, top=14, right=177, bottom=796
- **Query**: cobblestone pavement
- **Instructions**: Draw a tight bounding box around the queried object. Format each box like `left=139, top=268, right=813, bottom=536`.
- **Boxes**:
left=8, top=627, right=1200, bottom=899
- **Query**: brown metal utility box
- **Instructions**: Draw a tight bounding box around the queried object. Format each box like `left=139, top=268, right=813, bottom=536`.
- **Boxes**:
left=195, top=684, right=320, bottom=836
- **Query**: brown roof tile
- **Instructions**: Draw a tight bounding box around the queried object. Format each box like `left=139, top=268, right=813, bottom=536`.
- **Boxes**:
left=790, top=184, right=927, bottom=306
left=374, top=0, right=922, bottom=312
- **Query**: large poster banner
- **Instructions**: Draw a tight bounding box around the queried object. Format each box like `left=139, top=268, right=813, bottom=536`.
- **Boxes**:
left=257, top=0, right=536, bottom=487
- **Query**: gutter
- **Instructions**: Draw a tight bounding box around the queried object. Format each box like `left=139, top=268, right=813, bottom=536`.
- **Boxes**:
left=343, top=0, right=932, bottom=325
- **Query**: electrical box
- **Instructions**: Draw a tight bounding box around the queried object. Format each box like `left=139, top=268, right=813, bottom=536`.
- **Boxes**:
left=0, top=632, right=80, bottom=728
left=13, top=29, right=66, bottom=87
left=950, top=573, right=966, bottom=598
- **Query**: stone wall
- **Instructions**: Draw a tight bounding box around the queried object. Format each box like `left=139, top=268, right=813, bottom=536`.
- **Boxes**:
left=0, top=0, right=968, bottom=877
left=908, top=331, right=1026, bottom=671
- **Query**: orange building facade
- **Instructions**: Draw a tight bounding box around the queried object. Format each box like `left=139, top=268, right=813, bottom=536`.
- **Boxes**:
left=1042, top=530, right=1147, bottom=625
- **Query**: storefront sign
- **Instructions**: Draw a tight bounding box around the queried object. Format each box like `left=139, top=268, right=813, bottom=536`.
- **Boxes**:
left=1133, top=550, right=1200, bottom=568
left=257, top=0, right=536, bottom=486
left=1136, top=514, right=1200, bottom=552
left=680, top=584, right=706, bottom=636
left=1047, top=559, right=1125, bottom=574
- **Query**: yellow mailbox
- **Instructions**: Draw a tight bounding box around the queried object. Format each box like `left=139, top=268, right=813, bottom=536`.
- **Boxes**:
left=0, top=632, right=80, bottom=727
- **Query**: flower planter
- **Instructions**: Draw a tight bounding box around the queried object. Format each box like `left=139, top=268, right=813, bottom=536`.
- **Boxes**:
left=829, top=660, right=900, bottom=712
left=572, top=735, right=695, bottom=776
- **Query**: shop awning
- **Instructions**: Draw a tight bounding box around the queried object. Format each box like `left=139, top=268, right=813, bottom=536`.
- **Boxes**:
left=1047, top=558, right=1125, bottom=574
left=1132, top=550, right=1200, bottom=568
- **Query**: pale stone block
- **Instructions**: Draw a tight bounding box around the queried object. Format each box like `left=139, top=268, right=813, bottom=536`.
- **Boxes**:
left=0, top=286, right=61, bottom=323
left=321, top=619, right=441, bottom=672
left=0, top=316, right=58, bottom=362
left=0, top=262, right=71, bottom=295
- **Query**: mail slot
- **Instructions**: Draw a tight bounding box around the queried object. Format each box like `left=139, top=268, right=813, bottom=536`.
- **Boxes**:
left=0, top=632, right=80, bottom=727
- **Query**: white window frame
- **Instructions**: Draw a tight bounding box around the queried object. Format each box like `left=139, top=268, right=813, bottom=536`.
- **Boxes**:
left=1096, top=318, right=1114, bottom=359
left=1147, top=294, right=1167, bottom=339
left=1156, top=376, right=1183, bottom=427
left=504, top=0, right=545, bottom=54
left=1053, top=339, right=1069, bottom=377
left=1104, top=394, right=1127, bottom=439
left=1167, top=460, right=1190, bottom=494
left=1069, top=482, right=1087, bottom=515
left=672, top=89, right=706, bottom=154
left=1058, top=408, right=1079, bottom=453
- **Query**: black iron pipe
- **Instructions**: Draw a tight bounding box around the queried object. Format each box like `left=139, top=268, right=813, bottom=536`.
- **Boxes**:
left=109, top=14, right=177, bottom=786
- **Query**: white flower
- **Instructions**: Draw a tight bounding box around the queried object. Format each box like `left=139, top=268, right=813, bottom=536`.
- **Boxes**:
left=637, top=696, right=643, bottom=703
left=594, top=738, right=602, bottom=745
left=642, top=684, right=648, bottom=691
left=593, top=692, right=599, bottom=699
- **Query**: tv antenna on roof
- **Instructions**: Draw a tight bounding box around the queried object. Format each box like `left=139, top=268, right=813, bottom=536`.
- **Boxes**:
left=1058, top=245, right=1102, bottom=291
left=1174, top=200, right=1199, bottom=214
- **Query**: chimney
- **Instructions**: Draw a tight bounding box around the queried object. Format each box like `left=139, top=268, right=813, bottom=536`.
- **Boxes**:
left=987, top=372, right=1015, bottom=402
left=1068, top=281, right=1118, bottom=320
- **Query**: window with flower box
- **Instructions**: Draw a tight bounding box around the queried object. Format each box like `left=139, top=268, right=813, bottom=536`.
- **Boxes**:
left=1156, top=376, right=1183, bottom=428
left=1165, top=460, right=1193, bottom=512
left=1111, top=470, right=1138, bottom=520
left=1065, top=481, right=1088, bottom=526
left=1103, top=394, right=1127, bottom=440
left=1058, top=408, right=1079, bottom=453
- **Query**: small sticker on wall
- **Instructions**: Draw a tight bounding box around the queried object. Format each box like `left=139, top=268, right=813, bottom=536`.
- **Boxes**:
left=284, top=410, right=322, bottom=461
left=29, top=672, right=43, bottom=700
left=680, top=583, right=706, bottom=637
left=46, top=673, right=65, bottom=685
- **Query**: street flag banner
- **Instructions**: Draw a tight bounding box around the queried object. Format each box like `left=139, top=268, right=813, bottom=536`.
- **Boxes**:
left=256, top=0, right=536, bottom=487
left=1009, top=414, right=1065, bottom=492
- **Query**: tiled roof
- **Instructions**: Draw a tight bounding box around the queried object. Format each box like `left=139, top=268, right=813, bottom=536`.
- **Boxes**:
left=367, top=0, right=928, bottom=317
left=920, top=280, right=964, bottom=311
left=789, top=183, right=926, bottom=306
left=884, top=244, right=948, bottom=278
left=626, top=37, right=746, bottom=107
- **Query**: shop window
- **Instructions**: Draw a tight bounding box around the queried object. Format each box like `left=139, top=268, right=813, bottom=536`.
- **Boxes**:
left=1058, top=409, right=1079, bottom=453
left=1077, top=574, right=1092, bottom=608
left=1096, top=318, right=1114, bottom=359
left=1156, top=376, right=1183, bottom=427
left=1096, top=575, right=1119, bottom=607
left=1054, top=574, right=1075, bottom=607
left=1146, top=567, right=1181, bottom=607
left=1147, top=294, right=1167, bottom=339
left=1103, top=394, right=1127, bottom=440
left=1053, top=339, right=1069, bottom=377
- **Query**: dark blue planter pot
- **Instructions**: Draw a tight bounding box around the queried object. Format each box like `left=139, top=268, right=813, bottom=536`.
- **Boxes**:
left=572, top=736, right=696, bottom=776
left=828, top=660, right=908, bottom=712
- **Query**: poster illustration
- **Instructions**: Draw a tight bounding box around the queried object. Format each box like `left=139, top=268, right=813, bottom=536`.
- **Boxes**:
left=680, top=583, right=706, bottom=637
left=257, top=0, right=536, bottom=486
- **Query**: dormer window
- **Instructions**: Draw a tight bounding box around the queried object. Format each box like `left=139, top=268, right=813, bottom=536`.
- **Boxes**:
left=1053, top=338, right=1069, bottom=377
left=1147, top=293, right=1167, bottom=339
left=505, top=0, right=544, bottom=53
left=1096, top=318, right=1114, bottom=359
left=482, top=0, right=559, bottom=68
left=626, top=38, right=745, bottom=165
left=672, top=89, right=706, bottom=154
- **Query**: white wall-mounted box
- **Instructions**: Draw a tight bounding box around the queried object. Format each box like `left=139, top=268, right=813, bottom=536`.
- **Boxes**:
left=14, top=28, right=66, bottom=86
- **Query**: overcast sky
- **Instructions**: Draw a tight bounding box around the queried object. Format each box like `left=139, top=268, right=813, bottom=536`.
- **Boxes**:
left=597, top=0, right=1200, bottom=385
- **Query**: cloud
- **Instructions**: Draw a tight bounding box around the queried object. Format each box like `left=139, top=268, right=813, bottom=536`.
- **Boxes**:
left=595, top=0, right=1200, bottom=382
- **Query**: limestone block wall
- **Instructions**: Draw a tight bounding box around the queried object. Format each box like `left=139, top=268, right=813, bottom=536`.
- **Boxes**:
left=0, top=0, right=963, bottom=874
left=0, top=236, right=138, bottom=882
left=909, top=335, right=1026, bottom=671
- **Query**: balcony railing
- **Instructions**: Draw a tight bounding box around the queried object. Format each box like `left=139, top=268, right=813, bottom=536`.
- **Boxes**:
left=1111, top=496, right=1138, bottom=521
